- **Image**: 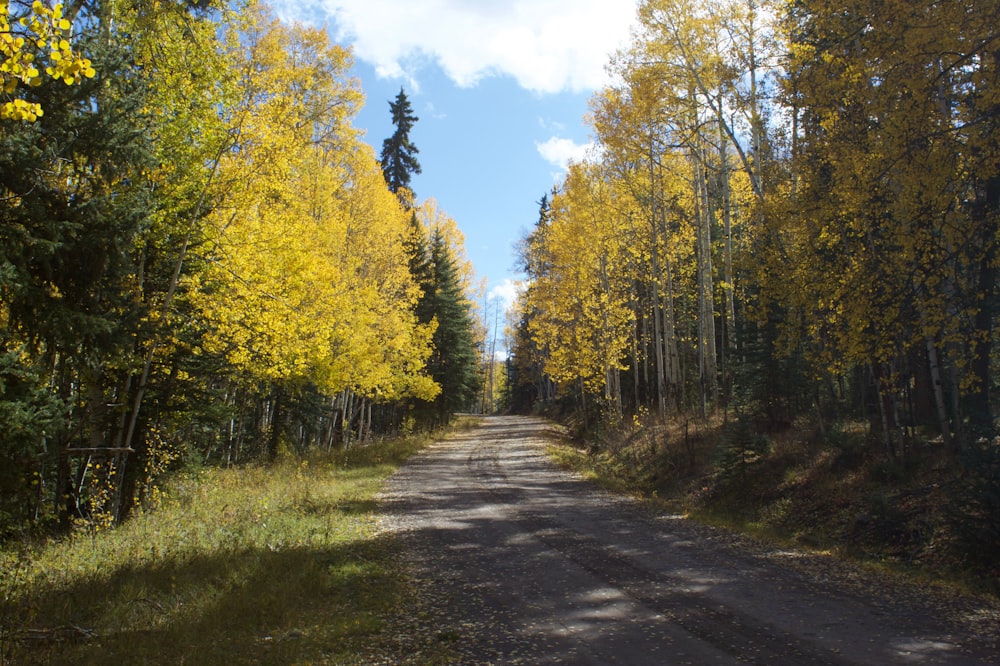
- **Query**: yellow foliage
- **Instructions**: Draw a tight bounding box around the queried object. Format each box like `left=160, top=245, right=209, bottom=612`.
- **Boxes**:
left=182, top=9, right=437, bottom=403
left=527, top=162, right=636, bottom=396
left=778, top=0, right=1000, bottom=377
left=0, top=1, right=94, bottom=121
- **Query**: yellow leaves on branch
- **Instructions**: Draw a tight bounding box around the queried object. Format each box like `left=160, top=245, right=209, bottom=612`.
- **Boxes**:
left=1, top=1, right=95, bottom=121
left=527, top=162, right=637, bottom=393
left=185, top=11, right=436, bottom=403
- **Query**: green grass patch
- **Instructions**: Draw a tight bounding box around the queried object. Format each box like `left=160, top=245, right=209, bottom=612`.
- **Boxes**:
left=0, top=425, right=467, bottom=665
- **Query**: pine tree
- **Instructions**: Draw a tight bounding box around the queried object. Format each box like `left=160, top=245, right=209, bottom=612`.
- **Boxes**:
left=0, top=19, right=156, bottom=529
left=411, top=229, right=480, bottom=425
left=379, top=88, right=422, bottom=200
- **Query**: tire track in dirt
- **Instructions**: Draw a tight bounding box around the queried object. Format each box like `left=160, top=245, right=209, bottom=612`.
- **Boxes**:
left=466, top=432, right=850, bottom=665
left=379, top=416, right=997, bottom=665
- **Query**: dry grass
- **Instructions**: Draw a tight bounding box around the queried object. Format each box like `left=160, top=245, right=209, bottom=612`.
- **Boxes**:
left=0, top=422, right=475, bottom=665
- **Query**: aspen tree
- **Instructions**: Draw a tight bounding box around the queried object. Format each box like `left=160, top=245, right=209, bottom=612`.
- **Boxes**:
left=527, top=162, right=636, bottom=412
left=782, top=0, right=1000, bottom=446
left=0, top=0, right=94, bottom=121
left=590, top=71, right=690, bottom=415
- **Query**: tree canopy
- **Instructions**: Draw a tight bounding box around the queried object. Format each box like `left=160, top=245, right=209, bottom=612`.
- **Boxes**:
left=511, top=0, right=1000, bottom=450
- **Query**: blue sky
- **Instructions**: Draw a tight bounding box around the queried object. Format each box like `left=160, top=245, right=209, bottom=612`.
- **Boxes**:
left=353, top=63, right=592, bottom=305
left=275, top=0, right=638, bottom=307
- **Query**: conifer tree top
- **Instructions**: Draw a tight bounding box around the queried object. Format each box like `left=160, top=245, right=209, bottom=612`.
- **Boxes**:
left=380, top=88, right=422, bottom=200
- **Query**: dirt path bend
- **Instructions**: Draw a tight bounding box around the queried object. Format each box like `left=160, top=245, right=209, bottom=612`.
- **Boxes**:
left=379, top=416, right=998, bottom=665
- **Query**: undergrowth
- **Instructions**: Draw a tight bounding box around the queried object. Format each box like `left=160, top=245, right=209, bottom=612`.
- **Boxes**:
left=0, top=420, right=476, bottom=665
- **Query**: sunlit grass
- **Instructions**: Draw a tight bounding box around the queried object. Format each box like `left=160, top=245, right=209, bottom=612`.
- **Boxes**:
left=0, top=426, right=461, bottom=665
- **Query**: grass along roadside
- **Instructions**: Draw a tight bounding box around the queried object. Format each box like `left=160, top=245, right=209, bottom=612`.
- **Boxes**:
left=0, top=419, right=476, bottom=665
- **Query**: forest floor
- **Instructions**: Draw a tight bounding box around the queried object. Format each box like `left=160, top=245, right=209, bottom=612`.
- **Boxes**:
left=376, top=415, right=1000, bottom=664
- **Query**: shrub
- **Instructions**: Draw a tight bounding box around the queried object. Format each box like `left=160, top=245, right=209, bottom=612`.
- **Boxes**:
left=717, top=416, right=772, bottom=481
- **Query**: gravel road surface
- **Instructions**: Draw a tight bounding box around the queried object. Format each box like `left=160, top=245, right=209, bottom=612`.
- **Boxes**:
left=378, top=416, right=998, bottom=664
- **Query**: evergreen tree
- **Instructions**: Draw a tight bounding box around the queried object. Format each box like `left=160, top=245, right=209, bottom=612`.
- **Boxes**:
left=411, top=229, right=480, bottom=425
left=404, top=211, right=431, bottom=283
left=379, top=88, right=422, bottom=199
left=507, top=194, right=555, bottom=412
left=0, top=21, right=156, bottom=529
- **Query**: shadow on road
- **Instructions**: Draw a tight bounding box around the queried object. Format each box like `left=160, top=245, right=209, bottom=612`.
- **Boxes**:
left=380, top=416, right=997, bottom=665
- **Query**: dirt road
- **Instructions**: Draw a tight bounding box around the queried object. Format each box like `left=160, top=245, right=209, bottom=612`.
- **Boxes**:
left=379, top=416, right=998, bottom=664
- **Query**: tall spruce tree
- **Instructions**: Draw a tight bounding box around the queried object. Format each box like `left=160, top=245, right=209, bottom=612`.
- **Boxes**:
left=0, top=23, right=155, bottom=529
left=379, top=88, right=422, bottom=199
left=410, top=228, right=480, bottom=425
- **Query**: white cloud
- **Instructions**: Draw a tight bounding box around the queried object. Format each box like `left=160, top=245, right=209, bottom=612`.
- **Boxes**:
left=488, top=278, right=523, bottom=311
left=538, top=117, right=567, bottom=133
left=283, top=0, right=637, bottom=94
left=536, top=136, right=593, bottom=170
left=424, top=101, right=446, bottom=120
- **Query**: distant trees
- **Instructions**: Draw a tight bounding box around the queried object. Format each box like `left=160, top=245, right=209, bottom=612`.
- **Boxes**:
left=409, top=216, right=481, bottom=425
left=526, top=163, right=636, bottom=422
left=508, top=195, right=558, bottom=414
left=377, top=90, right=482, bottom=427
